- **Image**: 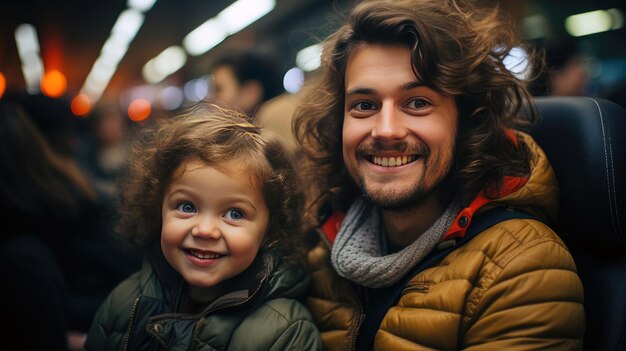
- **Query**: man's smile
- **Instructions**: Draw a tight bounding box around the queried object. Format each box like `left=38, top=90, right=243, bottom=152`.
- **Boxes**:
left=369, top=155, right=418, bottom=167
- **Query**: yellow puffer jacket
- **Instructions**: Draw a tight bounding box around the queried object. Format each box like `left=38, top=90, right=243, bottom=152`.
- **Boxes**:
left=306, top=133, right=585, bottom=350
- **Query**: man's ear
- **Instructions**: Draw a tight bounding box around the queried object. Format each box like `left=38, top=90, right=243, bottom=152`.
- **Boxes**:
left=239, top=80, right=264, bottom=114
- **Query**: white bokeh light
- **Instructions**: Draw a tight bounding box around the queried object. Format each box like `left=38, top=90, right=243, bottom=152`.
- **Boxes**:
left=283, top=67, right=304, bottom=93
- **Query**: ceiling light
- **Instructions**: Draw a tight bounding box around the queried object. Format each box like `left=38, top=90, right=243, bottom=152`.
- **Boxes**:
left=71, top=94, right=92, bottom=116
left=217, top=0, right=275, bottom=34
left=0, top=72, right=7, bottom=98
left=79, top=5, right=149, bottom=104
left=565, top=8, right=624, bottom=37
left=184, top=77, right=209, bottom=101
left=158, top=86, right=184, bottom=110
left=111, top=9, right=145, bottom=43
left=183, top=0, right=275, bottom=56
left=14, top=23, right=44, bottom=94
left=127, top=99, right=151, bottom=122
left=142, top=46, right=187, bottom=84
left=102, top=37, right=130, bottom=62
left=183, top=19, right=227, bottom=56
left=296, top=43, right=322, bottom=72
left=41, top=70, right=67, bottom=98
left=128, top=0, right=157, bottom=12
left=283, top=67, right=304, bottom=93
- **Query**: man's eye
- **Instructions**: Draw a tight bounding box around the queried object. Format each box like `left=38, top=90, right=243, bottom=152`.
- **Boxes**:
left=354, top=101, right=376, bottom=111
left=176, top=202, right=196, bottom=213
left=407, top=98, right=429, bottom=109
left=224, top=209, right=245, bottom=220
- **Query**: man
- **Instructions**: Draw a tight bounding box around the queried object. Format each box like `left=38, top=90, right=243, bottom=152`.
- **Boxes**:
left=210, top=49, right=283, bottom=116
left=294, top=0, right=585, bottom=350
left=210, top=49, right=299, bottom=157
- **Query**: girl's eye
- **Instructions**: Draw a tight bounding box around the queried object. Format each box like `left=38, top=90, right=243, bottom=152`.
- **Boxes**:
left=224, top=209, right=245, bottom=220
left=353, top=101, right=376, bottom=111
left=407, top=98, right=430, bottom=109
left=177, top=202, right=196, bottom=213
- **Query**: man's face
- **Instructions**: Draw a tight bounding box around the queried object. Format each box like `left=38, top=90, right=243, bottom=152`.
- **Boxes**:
left=342, top=44, right=458, bottom=210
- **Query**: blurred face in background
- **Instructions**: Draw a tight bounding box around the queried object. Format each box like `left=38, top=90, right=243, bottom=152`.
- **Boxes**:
left=96, top=109, right=125, bottom=147
left=213, top=65, right=241, bottom=108
left=212, top=64, right=263, bottom=114
left=550, top=56, right=589, bottom=96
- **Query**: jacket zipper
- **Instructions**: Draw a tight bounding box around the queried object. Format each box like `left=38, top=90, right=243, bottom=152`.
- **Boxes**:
left=348, top=306, right=364, bottom=351
left=123, top=295, right=142, bottom=351
left=402, top=283, right=430, bottom=294
left=144, top=265, right=269, bottom=349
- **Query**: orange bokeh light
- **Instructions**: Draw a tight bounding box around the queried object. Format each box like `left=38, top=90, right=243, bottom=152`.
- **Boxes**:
left=41, top=70, right=67, bottom=98
left=71, top=94, right=92, bottom=117
left=128, top=99, right=151, bottom=122
left=0, top=72, right=6, bottom=99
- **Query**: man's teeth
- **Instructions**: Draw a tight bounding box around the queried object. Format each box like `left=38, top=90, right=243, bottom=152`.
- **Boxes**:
left=189, top=250, right=222, bottom=259
left=372, top=155, right=415, bottom=167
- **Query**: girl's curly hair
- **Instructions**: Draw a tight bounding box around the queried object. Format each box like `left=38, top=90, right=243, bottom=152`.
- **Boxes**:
left=117, top=104, right=305, bottom=262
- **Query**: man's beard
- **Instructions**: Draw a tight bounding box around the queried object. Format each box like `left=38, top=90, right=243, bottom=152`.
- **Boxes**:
left=360, top=181, right=431, bottom=211
left=355, top=164, right=453, bottom=211
left=350, top=139, right=455, bottom=211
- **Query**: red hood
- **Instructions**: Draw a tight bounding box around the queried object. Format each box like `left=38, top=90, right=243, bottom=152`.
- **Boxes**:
left=442, top=175, right=527, bottom=240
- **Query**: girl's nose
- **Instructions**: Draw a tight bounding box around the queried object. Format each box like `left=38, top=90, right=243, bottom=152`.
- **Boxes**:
left=191, top=215, right=221, bottom=239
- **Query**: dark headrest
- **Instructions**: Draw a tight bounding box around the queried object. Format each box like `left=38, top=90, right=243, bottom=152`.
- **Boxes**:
left=527, top=97, right=626, bottom=251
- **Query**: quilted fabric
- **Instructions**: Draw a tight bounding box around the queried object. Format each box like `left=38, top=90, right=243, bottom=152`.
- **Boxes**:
left=306, top=132, right=585, bottom=351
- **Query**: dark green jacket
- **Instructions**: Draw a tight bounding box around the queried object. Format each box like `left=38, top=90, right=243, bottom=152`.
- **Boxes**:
left=84, top=246, right=321, bottom=350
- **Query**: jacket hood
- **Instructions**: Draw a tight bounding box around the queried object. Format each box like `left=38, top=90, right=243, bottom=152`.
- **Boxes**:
left=258, top=250, right=310, bottom=301
left=493, top=132, right=559, bottom=223
left=444, top=131, right=559, bottom=240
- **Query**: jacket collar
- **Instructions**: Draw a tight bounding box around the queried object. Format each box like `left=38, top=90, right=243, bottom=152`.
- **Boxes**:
left=143, top=244, right=307, bottom=311
left=321, top=175, right=528, bottom=244
left=443, top=175, right=527, bottom=240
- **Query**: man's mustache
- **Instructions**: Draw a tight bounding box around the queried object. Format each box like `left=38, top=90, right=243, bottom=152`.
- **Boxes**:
left=357, top=140, right=429, bottom=157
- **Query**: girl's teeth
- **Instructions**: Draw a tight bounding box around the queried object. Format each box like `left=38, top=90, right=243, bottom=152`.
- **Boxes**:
left=189, top=250, right=221, bottom=259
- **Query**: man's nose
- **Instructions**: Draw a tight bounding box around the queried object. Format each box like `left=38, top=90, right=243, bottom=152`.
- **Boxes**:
left=371, top=103, right=407, bottom=139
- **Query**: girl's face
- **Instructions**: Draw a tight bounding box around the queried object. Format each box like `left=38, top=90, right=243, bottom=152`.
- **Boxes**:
left=161, top=159, right=269, bottom=297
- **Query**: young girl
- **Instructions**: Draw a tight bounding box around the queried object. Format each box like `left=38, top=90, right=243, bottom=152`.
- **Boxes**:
left=84, top=105, right=321, bottom=350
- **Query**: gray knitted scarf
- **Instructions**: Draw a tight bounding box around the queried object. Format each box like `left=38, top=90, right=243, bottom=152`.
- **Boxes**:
left=331, top=196, right=462, bottom=288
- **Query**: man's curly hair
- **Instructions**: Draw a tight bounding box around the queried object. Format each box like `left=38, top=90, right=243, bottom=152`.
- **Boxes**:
left=117, top=103, right=305, bottom=262
left=294, top=0, right=537, bottom=223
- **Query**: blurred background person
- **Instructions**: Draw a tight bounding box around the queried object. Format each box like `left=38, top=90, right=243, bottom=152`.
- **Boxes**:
left=10, top=92, right=82, bottom=158
left=77, top=100, right=133, bottom=235
left=2, top=92, right=141, bottom=344
left=255, top=90, right=304, bottom=160
left=0, top=100, right=70, bottom=350
left=209, top=47, right=304, bottom=160
left=209, top=48, right=284, bottom=117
